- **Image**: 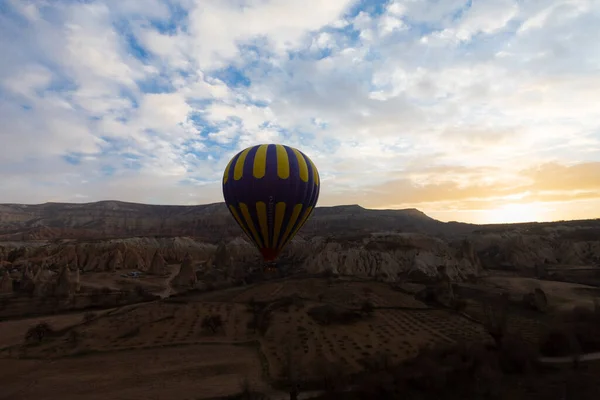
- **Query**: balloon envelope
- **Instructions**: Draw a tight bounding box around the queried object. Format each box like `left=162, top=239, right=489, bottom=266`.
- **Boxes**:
left=222, top=144, right=320, bottom=262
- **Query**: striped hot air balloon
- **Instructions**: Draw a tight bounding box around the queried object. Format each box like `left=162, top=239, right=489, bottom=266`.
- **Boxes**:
left=222, top=144, right=320, bottom=262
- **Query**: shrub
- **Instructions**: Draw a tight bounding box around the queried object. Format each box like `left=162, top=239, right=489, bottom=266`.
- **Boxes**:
left=498, top=334, right=540, bottom=374
left=353, top=341, right=503, bottom=399
left=100, top=286, right=112, bottom=295
left=67, top=330, right=81, bottom=346
left=201, top=314, right=224, bottom=334
left=540, top=304, right=600, bottom=356
left=452, top=298, right=468, bottom=312
left=24, top=322, right=54, bottom=344
left=118, top=326, right=141, bottom=339
left=482, top=297, right=509, bottom=347
left=360, top=300, right=375, bottom=315
left=83, top=311, right=97, bottom=322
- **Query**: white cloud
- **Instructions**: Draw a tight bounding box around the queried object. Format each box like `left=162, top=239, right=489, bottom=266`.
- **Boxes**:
left=0, top=0, right=599, bottom=223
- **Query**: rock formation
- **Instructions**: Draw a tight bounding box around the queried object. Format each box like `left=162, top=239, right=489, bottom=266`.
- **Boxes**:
left=54, top=265, right=72, bottom=297
left=73, top=267, right=80, bottom=293
left=0, top=237, right=216, bottom=273
left=0, top=269, right=12, bottom=293
left=148, top=250, right=167, bottom=275
left=111, top=249, right=124, bottom=270
left=301, top=233, right=481, bottom=281
left=0, top=203, right=598, bottom=284
left=0, top=201, right=468, bottom=241
left=32, top=265, right=50, bottom=297
left=472, top=230, right=600, bottom=271
left=173, top=253, right=197, bottom=288
left=19, top=264, right=35, bottom=293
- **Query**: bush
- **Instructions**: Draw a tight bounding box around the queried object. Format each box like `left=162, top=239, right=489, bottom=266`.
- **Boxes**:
left=134, top=285, right=158, bottom=301
left=540, top=328, right=575, bottom=357
left=246, top=309, right=272, bottom=336
left=100, top=287, right=112, bottom=295
left=321, top=268, right=335, bottom=278
left=271, top=295, right=304, bottom=312
left=498, top=334, right=540, bottom=374
left=25, top=322, right=54, bottom=344
left=482, top=297, right=509, bottom=347
left=67, top=330, right=81, bottom=346
left=540, top=304, right=600, bottom=356
left=352, top=341, right=503, bottom=399
left=118, top=326, right=141, bottom=339
left=521, top=288, right=548, bottom=313
left=83, top=311, right=97, bottom=322
left=201, top=314, right=224, bottom=334
left=452, top=298, right=468, bottom=312
left=360, top=300, right=375, bottom=315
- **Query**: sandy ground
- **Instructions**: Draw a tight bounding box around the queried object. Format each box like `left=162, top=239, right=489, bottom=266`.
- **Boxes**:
left=79, top=265, right=180, bottom=297
left=0, top=312, right=93, bottom=349
left=482, top=276, right=600, bottom=311
left=0, top=345, right=267, bottom=400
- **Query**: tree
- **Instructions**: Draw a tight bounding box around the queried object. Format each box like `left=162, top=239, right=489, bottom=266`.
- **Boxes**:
left=452, top=298, right=468, bottom=313
left=360, top=300, right=375, bottom=315
left=282, top=341, right=300, bottom=400
left=201, top=314, right=224, bottom=334
left=482, top=295, right=509, bottom=347
left=25, top=322, right=54, bottom=344
left=67, top=330, right=81, bottom=347
left=83, top=312, right=97, bottom=323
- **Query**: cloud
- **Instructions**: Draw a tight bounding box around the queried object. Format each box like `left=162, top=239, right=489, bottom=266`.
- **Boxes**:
left=0, top=0, right=599, bottom=223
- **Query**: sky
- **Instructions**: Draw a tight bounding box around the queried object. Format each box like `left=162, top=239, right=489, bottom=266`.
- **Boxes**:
left=0, top=0, right=599, bottom=224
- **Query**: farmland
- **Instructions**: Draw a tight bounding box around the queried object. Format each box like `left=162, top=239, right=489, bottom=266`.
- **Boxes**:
left=0, top=275, right=599, bottom=399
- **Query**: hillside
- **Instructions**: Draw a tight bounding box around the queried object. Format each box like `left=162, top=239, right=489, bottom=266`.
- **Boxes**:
left=0, top=201, right=476, bottom=241
left=0, top=201, right=599, bottom=284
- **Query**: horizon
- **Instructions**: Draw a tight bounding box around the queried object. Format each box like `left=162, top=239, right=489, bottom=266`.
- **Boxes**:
left=2, top=198, right=599, bottom=226
left=1, top=1, right=599, bottom=225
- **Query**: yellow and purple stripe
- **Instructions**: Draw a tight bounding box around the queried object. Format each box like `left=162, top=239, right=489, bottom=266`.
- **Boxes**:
left=222, top=144, right=320, bottom=261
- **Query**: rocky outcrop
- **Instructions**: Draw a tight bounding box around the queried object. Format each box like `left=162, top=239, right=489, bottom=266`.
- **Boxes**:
left=472, top=230, right=600, bottom=270
left=0, top=269, right=12, bottom=293
left=173, top=253, right=197, bottom=288
left=0, top=220, right=598, bottom=284
left=209, top=238, right=261, bottom=277
left=302, top=233, right=480, bottom=281
left=54, top=265, right=72, bottom=297
left=32, top=265, right=50, bottom=297
left=73, top=267, right=80, bottom=293
left=148, top=250, right=167, bottom=275
left=0, top=201, right=474, bottom=241
left=0, top=237, right=216, bottom=273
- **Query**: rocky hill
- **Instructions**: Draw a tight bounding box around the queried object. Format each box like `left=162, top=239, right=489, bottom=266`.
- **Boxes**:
left=0, top=201, right=598, bottom=285
left=0, top=201, right=475, bottom=241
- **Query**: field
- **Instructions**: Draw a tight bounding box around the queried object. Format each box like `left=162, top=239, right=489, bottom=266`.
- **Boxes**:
left=0, top=275, right=596, bottom=399
left=0, top=277, right=495, bottom=398
left=0, top=345, right=266, bottom=400
left=79, top=265, right=181, bottom=297
left=482, top=276, right=600, bottom=311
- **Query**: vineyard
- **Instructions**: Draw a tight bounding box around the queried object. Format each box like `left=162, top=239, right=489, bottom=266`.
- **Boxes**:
left=1, top=278, right=498, bottom=383
left=1, top=274, right=591, bottom=399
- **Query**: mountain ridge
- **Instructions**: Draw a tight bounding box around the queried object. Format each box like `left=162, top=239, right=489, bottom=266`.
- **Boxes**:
left=0, top=200, right=466, bottom=241
left=0, top=200, right=598, bottom=242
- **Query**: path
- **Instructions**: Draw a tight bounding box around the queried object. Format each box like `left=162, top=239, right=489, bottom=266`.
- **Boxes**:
left=159, top=264, right=181, bottom=298
left=539, top=351, right=600, bottom=364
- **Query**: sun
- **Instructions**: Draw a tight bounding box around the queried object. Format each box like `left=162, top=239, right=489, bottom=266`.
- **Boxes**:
left=484, top=203, right=544, bottom=224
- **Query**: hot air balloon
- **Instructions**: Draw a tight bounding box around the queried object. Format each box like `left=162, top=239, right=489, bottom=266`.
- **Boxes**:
left=222, top=144, right=320, bottom=263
